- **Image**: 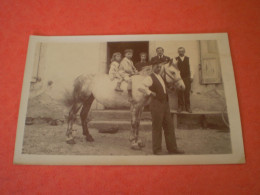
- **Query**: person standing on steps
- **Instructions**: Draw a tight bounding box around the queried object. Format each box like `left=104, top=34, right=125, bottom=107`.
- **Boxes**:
left=176, top=47, right=194, bottom=113
left=150, top=47, right=171, bottom=65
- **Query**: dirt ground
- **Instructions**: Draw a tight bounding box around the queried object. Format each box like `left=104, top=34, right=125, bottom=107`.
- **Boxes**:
left=22, top=123, right=232, bottom=155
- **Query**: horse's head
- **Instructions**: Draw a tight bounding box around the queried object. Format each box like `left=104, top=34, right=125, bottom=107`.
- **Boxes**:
left=160, top=59, right=185, bottom=91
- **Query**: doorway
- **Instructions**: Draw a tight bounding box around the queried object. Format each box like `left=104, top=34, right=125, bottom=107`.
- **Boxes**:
left=106, top=41, right=149, bottom=72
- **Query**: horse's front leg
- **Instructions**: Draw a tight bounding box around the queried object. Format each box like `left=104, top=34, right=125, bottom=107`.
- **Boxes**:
left=66, top=103, right=81, bottom=144
left=129, top=104, right=141, bottom=150
left=66, top=118, right=76, bottom=144
left=136, top=106, right=145, bottom=148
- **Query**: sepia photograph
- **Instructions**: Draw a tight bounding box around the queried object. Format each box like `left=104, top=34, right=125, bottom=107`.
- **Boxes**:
left=13, top=33, right=244, bottom=165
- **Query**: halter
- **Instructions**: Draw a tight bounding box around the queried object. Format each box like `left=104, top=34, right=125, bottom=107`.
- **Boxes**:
left=160, top=63, right=182, bottom=85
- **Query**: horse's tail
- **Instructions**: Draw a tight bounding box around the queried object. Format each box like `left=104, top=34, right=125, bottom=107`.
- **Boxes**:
left=62, top=74, right=93, bottom=108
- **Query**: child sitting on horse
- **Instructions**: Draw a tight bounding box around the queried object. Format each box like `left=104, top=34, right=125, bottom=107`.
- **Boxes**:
left=108, top=52, right=124, bottom=92
left=119, top=49, right=139, bottom=102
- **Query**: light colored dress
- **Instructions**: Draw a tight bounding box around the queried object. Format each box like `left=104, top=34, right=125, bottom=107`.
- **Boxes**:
left=109, top=61, right=123, bottom=82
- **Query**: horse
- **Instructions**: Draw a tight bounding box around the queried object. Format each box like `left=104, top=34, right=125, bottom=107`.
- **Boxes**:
left=63, top=60, right=185, bottom=150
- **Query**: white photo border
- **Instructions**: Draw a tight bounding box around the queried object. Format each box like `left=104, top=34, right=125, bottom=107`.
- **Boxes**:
left=13, top=33, right=245, bottom=165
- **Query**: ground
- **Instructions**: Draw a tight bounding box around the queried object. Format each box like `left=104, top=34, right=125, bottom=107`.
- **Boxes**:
left=22, top=124, right=232, bottom=155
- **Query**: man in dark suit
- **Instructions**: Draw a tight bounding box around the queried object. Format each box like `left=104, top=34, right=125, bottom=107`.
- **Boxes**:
left=142, top=63, right=184, bottom=155
left=150, top=47, right=171, bottom=65
left=176, top=47, right=193, bottom=113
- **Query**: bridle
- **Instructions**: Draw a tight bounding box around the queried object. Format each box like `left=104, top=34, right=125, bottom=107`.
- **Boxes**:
left=160, top=63, right=182, bottom=85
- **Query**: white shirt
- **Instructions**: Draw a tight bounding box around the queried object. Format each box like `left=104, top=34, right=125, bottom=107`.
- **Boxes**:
left=142, top=73, right=166, bottom=95
left=158, top=55, right=164, bottom=59
left=178, top=55, right=194, bottom=79
left=179, top=55, right=185, bottom=61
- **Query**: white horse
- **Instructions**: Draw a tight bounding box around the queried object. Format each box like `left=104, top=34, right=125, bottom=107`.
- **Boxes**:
left=64, top=60, right=185, bottom=150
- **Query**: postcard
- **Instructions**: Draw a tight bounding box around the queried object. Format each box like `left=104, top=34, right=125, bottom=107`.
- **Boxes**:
left=13, top=33, right=245, bottom=165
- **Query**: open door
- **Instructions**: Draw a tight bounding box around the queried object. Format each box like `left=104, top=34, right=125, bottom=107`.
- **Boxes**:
left=107, top=41, right=149, bottom=72
left=105, top=41, right=149, bottom=110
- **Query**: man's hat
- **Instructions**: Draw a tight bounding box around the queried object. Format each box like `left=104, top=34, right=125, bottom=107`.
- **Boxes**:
left=124, top=49, right=133, bottom=54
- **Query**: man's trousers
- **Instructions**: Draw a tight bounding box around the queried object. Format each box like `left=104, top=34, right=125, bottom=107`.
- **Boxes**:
left=150, top=99, right=178, bottom=153
left=177, top=77, right=191, bottom=109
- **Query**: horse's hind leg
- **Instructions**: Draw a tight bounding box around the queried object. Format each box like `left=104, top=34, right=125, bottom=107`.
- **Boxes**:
left=66, top=103, right=82, bottom=144
left=80, top=94, right=95, bottom=142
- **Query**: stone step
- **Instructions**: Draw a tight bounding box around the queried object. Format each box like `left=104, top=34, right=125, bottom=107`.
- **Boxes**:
left=88, top=120, right=152, bottom=131
left=89, top=109, right=152, bottom=121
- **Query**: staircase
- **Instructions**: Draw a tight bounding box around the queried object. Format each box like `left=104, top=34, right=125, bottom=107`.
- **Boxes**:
left=88, top=109, right=152, bottom=131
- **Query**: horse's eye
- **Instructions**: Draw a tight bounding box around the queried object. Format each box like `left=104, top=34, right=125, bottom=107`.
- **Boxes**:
left=172, top=71, right=176, bottom=75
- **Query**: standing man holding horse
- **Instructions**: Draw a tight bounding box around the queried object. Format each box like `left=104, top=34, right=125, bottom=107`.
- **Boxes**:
left=142, top=48, right=184, bottom=155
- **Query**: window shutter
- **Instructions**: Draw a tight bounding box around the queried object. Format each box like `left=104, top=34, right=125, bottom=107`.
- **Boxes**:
left=201, top=58, right=222, bottom=84
left=200, top=41, right=222, bottom=84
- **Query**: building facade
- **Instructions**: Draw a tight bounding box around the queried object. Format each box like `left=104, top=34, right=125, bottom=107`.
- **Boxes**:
left=27, top=40, right=226, bottom=119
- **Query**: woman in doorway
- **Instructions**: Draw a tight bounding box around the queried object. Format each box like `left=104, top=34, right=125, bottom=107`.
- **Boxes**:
left=135, top=52, right=149, bottom=71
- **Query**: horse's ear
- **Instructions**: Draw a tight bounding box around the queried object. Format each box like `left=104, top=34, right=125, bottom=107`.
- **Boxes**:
left=171, top=58, right=179, bottom=69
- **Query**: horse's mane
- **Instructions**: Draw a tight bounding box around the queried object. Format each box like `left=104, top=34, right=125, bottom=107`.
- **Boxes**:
left=138, top=60, right=179, bottom=77
left=139, top=65, right=153, bottom=76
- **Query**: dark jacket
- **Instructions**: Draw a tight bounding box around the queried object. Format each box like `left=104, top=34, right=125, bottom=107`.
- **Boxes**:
left=176, top=56, right=191, bottom=79
left=149, top=73, right=168, bottom=103
left=150, top=55, right=171, bottom=65
left=135, top=61, right=149, bottom=72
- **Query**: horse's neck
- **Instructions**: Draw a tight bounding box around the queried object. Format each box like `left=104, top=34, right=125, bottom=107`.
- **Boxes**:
left=139, top=64, right=167, bottom=80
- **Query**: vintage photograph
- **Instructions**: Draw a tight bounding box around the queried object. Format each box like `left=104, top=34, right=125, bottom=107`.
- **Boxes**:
left=14, top=34, right=245, bottom=165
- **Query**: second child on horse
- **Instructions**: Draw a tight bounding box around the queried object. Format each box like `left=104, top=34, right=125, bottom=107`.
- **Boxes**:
left=119, top=49, right=139, bottom=102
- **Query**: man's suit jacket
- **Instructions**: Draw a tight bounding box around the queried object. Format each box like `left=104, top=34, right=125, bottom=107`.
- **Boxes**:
left=149, top=73, right=168, bottom=103
left=175, top=56, right=191, bottom=79
left=135, top=61, right=149, bottom=71
left=150, top=55, right=171, bottom=65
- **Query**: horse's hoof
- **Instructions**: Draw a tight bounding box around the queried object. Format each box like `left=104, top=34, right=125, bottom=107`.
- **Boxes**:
left=86, top=135, right=94, bottom=142
left=131, top=142, right=141, bottom=150
left=66, top=139, right=76, bottom=144
left=129, top=135, right=135, bottom=142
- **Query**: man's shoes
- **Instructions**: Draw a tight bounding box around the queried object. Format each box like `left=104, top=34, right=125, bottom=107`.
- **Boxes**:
left=177, top=106, right=183, bottom=113
left=186, top=107, right=192, bottom=113
left=168, top=149, right=185, bottom=155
